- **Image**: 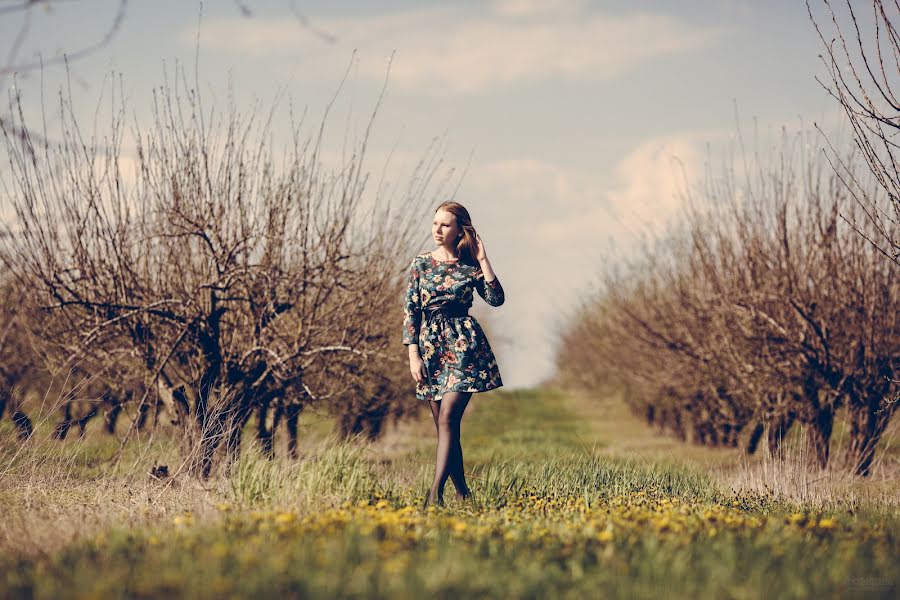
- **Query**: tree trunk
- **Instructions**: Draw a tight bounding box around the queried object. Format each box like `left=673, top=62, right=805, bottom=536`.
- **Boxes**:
left=746, top=422, right=764, bottom=455
left=671, top=407, right=687, bottom=442
left=172, top=385, right=193, bottom=459
left=806, top=405, right=834, bottom=470
left=286, top=402, right=304, bottom=460
left=223, top=391, right=254, bottom=468
left=767, top=411, right=795, bottom=459
left=844, top=400, right=893, bottom=477
left=198, top=414, right=226, bottom=479
left=256, top=399, right=283, bottom=460
left=135, top=393, right=153, bottom=431
left=54, top=402, right=73, bottom=440
left=11, top=410, right=33, bottom=440
left=103, top=388, right=126, bottom=434
left=76, top=405, right=99, bottom=437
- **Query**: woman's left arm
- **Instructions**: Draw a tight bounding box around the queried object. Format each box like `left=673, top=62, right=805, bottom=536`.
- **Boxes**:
left=476, top=255, right=505, bottom=306
left=479, top=255, right=497, bottom=284
left=474, top=232, right=504, bottom=306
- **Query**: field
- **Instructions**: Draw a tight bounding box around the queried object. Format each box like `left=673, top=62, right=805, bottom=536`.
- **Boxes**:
left=1, top=386, right=898, bottom=599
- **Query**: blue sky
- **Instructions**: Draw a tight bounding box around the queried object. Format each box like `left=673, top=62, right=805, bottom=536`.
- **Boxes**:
left=1, top=0, right=849, bottom=389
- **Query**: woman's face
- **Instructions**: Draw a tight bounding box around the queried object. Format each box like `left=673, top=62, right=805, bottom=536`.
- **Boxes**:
left=433, top=209, right=461, bottom=246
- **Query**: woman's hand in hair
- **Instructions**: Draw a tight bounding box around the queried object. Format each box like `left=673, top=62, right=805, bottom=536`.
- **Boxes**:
left=474, top=232, right=487, bottom=262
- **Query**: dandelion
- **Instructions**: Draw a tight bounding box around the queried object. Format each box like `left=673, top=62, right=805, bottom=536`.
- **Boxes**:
left=173, top=513, right=194, bottom=527
left=275, top=512, right=297, bottom=524
left=383, top=556, right=409, bottom=575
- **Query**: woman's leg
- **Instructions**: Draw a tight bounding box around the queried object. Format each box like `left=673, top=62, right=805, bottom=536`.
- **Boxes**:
left=450, top=435, right=471, bottom=499
left=426, top=391, right=472, bottom=506
left=428, top=399, right=471, bottom=499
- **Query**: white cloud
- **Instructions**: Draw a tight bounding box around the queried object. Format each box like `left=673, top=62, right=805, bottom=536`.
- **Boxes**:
left=475, top=158, right=595, bottom=208
left=490, top=0, right=589, bottom=18
left=190, top=5, right=723, bottom=95
left=607, top=137, right=701, bottom=231
left=465, top=133, right=714, bottom=255
left=535, top=135, right=709, bottom=248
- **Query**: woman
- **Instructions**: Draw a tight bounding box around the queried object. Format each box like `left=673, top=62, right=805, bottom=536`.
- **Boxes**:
left=402, top=201, right=505, bottom=508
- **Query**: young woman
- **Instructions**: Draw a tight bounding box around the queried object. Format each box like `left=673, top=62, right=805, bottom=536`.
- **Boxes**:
left=402, top=201, right=505, bottom=508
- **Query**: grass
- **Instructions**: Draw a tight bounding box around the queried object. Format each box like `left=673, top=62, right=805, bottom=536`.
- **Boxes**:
left=1, top=384, right=898, bottom=599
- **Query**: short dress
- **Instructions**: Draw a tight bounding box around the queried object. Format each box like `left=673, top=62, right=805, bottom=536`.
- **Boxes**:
left=402, top=252, right=505, bottom=402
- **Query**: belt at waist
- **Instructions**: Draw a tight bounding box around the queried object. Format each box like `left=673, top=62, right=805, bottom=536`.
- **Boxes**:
left=424, top=299, right=469, bottom=321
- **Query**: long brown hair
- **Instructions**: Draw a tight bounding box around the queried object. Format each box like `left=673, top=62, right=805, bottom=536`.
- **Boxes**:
left=436, top=201, right=479, bottom=266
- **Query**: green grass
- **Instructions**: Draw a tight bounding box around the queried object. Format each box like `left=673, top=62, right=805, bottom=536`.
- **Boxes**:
left=1, top=385, right=898, bottom=599
left=465, top=387, right=605, bottom=462
left=2, top=509, right=896, bottom=600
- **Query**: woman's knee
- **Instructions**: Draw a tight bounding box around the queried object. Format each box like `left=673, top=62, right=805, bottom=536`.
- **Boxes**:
left=429, top=401, right=440, bottom=428
left=437, top=407, right=459, bottom=428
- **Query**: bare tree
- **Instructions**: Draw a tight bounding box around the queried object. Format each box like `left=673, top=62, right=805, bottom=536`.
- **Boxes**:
left=807, top=0, right=900, bottom=267
left=0, top=58, right=447, bottom=477
left=556, top=126, right=899, bottom=475
left=0, top=271, right=40, bottom=440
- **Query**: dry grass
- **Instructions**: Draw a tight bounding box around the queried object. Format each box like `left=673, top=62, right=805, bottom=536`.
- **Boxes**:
left=723, top=422, right=900, bottom=511
left=561, top=386, right=900, bottom=512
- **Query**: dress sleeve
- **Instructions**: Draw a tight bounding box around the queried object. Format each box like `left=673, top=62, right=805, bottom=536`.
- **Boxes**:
left=402, top=259, right=422, bottom=345
left=476, top=272, right=505, bottom=307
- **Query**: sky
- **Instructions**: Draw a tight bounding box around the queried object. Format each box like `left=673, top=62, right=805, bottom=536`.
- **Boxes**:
left=0, top=0, right=852, bottom=389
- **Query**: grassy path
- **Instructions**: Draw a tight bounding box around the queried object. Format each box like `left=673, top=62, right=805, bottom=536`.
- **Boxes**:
left=365, top=385, right=899, bottom=512
left=372, top=383, right=792, bottom=469
left=369, top=387, right=600, bottom=468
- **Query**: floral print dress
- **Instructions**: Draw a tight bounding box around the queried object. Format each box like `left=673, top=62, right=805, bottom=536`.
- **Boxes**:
left=402, top=252, right=505, bottom=402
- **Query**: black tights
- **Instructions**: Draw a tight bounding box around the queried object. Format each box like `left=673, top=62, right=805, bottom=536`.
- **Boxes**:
left=426, top=390, right=472, bottom=506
